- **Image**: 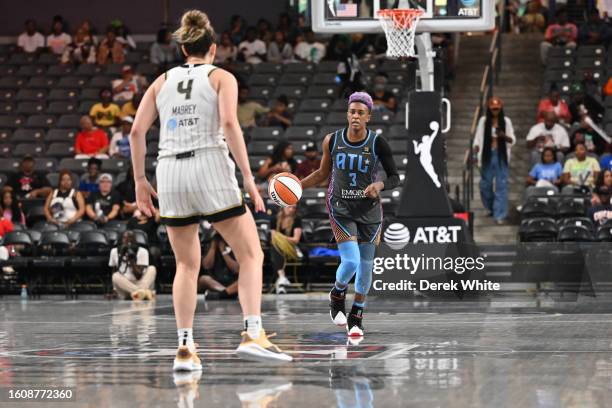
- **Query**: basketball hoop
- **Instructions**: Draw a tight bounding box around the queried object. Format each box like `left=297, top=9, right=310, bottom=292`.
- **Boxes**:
left=377, top=9, right=424, bottom=58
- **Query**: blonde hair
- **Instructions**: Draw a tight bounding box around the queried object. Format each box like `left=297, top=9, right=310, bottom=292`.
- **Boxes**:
left=173, top=10, right=216, bottom=54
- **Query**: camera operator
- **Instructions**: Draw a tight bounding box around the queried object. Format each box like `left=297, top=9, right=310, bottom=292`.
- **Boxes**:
left=198, top=232, right=239, bottom=299
left=110, top=230, right=156, bottom=300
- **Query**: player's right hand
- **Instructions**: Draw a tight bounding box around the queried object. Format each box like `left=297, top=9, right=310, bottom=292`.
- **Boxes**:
left=135, top=178, right=157, bottom=218
left=244, top=178, right=266, bottom=213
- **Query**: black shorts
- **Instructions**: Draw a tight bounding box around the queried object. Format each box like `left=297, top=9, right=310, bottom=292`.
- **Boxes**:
left=329, top=215, right=382, bottom=244
left=160, top=202, right=246, bottom=227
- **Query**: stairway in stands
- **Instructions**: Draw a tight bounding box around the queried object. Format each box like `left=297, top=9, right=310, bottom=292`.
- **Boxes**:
left=446, top=32, right=544, bottom=244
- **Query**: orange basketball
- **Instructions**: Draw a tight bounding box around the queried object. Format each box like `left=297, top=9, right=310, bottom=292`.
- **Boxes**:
left=268, top=172, right=302, bottom=207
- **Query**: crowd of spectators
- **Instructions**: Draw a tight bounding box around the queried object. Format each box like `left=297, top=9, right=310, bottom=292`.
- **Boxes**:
left=2, top=9, right=439, bottom=295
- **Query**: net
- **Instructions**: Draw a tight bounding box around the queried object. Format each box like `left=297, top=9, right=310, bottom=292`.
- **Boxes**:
left=377, top=9, right=424, bottom=58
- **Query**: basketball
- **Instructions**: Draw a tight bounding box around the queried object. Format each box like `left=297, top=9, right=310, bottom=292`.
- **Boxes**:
left=268, top=172, right=302, bottom=207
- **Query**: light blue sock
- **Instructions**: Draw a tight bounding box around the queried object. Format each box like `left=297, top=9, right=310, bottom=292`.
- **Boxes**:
left=353, top=300, right=366, bottom=308
left=335, top=241, right=360, bottom=287
left=355, top=243, right=375, bottom=298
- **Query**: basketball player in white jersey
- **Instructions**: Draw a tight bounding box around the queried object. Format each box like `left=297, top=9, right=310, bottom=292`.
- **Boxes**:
left=129, top=10, right=291, bottom=370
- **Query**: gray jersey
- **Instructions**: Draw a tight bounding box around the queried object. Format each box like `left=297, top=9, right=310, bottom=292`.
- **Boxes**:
left=327, top=128, right=382, bottom=224
left=156, top=63, right=226, bottom=158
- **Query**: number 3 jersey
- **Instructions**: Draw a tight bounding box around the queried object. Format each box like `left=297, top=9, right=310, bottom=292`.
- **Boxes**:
left=156, top=64, right=227, bottom=158
left=328, top=128, right=383, bottom=224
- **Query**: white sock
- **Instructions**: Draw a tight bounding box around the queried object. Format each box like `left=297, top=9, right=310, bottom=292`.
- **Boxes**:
left=244, top=315, right=262, bottom=339
left=177, top=328, right=195, bottom=351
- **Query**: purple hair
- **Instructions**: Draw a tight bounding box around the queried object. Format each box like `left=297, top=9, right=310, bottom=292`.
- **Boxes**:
left=348, top=92, right=373, bottom=111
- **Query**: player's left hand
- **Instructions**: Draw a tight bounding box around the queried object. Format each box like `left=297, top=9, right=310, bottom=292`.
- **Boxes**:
left=364, top=182, right=384, bottom=199
left=244, top=177, right=266, bottom=213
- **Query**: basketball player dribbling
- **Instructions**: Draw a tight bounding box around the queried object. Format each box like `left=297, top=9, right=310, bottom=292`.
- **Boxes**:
left=129, top=10, right=291, bottom=370
left=301, top=92, right=400, bottom=337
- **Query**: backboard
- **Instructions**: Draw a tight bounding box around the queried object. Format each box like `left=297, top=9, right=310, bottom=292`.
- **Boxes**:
left=312, top=0, right=495, bottom=33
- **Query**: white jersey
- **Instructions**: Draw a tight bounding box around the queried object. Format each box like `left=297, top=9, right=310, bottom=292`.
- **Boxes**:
left=156, top=63, right=226, bottom=158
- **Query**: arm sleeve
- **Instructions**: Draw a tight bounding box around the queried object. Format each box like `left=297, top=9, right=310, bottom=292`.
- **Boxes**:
left=374, top=136, right=400, bottom=190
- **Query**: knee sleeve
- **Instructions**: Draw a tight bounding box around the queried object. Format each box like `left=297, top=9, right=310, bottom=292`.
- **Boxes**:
left=355, top=243, right=375, bottom=296
left=336, top=241, right=360, bottom=286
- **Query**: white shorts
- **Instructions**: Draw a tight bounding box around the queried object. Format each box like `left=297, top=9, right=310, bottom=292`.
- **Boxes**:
left=156, top=148, right=245, bottom=226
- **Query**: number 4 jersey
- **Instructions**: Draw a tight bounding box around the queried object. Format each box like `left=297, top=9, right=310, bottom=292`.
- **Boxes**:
left=328, top=128, right=398, bottom=225
left=156, top=64, right=227, bottom=158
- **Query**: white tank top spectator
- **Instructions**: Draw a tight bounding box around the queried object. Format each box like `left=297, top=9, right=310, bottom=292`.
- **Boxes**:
left=44, top=171, right=85, bottom=227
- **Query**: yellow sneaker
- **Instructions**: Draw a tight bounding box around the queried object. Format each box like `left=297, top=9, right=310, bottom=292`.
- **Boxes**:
left=173, top=344, right=202, bottom=371
left=236, top=330, right=292, bottom=362
left=143, top=289, right=155, bottom=301
left=131, top=289, right=146, bottom=301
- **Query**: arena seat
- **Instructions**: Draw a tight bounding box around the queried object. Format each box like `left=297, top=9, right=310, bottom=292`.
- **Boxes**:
left=557, top=224, right=594, bottom=242
left=75, top=231, right=110, bottom=257
left=250, top=127, right=284, bottom=141
left=521, top=198, right=557, bottom=219
left=68, top=221, right=97, bottom=232
left=16, top=101, right=45, bottom=115
left=519, top=217, right=558, bottom=242
left=284, top=126, right=318, bottom=141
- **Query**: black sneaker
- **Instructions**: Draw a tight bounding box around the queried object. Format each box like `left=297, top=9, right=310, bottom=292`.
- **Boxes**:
left=346, top=307, right=364, bottom=337
left=329, top=288, right=347, bottom=326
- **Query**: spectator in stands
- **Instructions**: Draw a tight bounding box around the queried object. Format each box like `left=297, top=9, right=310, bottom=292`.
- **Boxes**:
left=562, top=142, right=600, bottom=189
left=150, top=28, right=180, bottom=67
left=296, top=142, right=327, bottom=187
left=263, top=95, right=292, bottom=129
left=44, top=170, right=85, bottom=227
left=214, top=32, right=238, bottom=65
left=600, top=146, right=612, bottom=171
left=526, top=147, right=563, bottom=192
left=117, top=165, right=137, bottom=217
left=589, top=185, right=612, bottom=225
left=46, top=19, right=71, bottom=55
left=78, top=19, right=97, bottom=40
left=472, top=97, right=516, bottom=224
left=109, top=116, right=133, bottom=158
left=112, top=65, right=147, bottom=103
left=85, top=173, right=121, bottom=226
left=120, top=92, right=142, bottom=118
left=520, top=0, right=547, bottom=33
left=294, top=29, right=326, bottom=64
left=229, top=15, right=245, bottom=45
left=17, top=19, right=45, bottom=54
left=97, top=28, right=125, bottom=65
left=568, top=82, right=604, bottom=124
left=0, top=215, right=13, bottom=239
left=540, top=9, right=577, bottom=64
left=526, top=111, right=570, bottom=166
left=127, top=208, right=160, bottom=245
left=113, top=20, right=137, bottom=52
left=278, top=12, right=300, bottom=43
left=237, top=84, right=269, bottom=128
left=257, top=141, right=297, bottom=181
left=257, top=18, right=274, bottom=45
left=371, top=73, right=398, bottom=113
left=536, top=84, right=571, bottom=124
left=110, top=230, right=156, bottom=301
left=89, top=89, right=121, bottom=130
left=591, top=169, right=612, bottom=205
left=238, top=27, right=267, bottom=64
left=579, top=8, right=609, bottom=45
left=198, top=232, right=239, bottom=299
left=267, top=31, right=293, bottom=63
left=6, top=155, right=52, bottom=199
left=61, top=27, right=96, bottom=65
left=75, top=116, right=110, bottom=159
left=79, top=157, right=102, bottom=196
left=1, top=190, right=26, bottom=226
left=335, top=37, right=364, bottom=98
left=350, top=33, right=371, bottom=59
left=270, top=205, right=302, bottom=294
left=571, top=117, right=608, bottom=155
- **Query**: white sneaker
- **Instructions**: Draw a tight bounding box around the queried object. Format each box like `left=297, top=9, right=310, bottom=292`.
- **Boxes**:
left=275, top=276, right=291, bottom=294
left=236, top=329, right=293, bottom=362
left=173, top=345, right=203, bottom=371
